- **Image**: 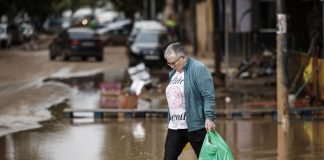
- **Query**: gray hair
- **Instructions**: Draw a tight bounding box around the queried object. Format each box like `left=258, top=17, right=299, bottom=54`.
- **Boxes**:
left=164, top=42, right=188, bottom=58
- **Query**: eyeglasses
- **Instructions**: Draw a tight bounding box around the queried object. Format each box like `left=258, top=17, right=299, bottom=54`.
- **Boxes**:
left=167, top=56, right=183, bottom=67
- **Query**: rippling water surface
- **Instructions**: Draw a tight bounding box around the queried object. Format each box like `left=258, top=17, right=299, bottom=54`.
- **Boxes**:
left=1, top=106, right=323, bottom=160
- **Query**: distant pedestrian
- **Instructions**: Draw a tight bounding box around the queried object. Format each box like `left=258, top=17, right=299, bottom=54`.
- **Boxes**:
left=163, top=42, right=216, bottom=160
left=165, top=15, right=178, bottom=41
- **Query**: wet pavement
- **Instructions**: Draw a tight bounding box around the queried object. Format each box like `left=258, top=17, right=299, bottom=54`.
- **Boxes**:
left=1, top=105, right=324, bottom=160
left=1, top=44, right=324, bottom=159
left=0, top=46, right=129, bottom=136
left=1, top=67, right=324, bottom=160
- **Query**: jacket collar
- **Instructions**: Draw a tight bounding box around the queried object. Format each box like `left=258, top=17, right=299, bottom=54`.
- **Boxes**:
left=183, top=56, right=191, bottom=71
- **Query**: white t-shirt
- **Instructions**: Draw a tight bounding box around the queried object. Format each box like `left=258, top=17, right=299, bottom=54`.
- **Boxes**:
left=165, top=71, right=187, bottom=129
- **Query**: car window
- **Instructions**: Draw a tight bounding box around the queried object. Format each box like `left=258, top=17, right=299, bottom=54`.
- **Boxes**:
left=109, top=29, right=119, bottom=35
left=121, top=28, right=130, bottom=35
left=135, top=32, right=159, bottom=43
left=69, top=31, right=94, bottom=39
left=112, top=28, right=129, bottom=35
left=134, top=31, right=170, bottom=45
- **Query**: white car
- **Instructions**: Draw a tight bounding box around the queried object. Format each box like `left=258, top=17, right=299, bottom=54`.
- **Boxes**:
left=0, top=23, right=12, bottom=48
left=128, top=20, right=166, bottom=44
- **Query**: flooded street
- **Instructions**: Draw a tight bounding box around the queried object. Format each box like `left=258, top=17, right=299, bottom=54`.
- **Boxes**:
left=1, top=70, right=324, bottom=160
left=0, top=45, right=324, bottom=160
left=0, top=106, right=168, bottom=160
left=0, top=46, right=129, bottom=136
left=1, top=111, right=324, bottom=160
left=1, top=0, right=324, bottom=159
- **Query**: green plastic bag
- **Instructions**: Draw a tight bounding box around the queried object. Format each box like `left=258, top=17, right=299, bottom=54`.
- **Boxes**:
left=199, top=131, right=234, bottom=160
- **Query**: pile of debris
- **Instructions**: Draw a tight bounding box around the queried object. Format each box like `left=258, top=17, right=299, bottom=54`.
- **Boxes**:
left=235, top=50, right=276, bottom=79
left=100, top=63, right=167, bottom=110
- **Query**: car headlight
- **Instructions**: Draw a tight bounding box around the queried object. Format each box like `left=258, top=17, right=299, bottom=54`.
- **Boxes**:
left=131, top=45, right=140, bottom=54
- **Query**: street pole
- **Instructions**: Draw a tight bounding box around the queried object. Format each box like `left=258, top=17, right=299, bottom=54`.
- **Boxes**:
left=151, top=0, right=156, bottom=19
left=144, top=0, right=148, bottom=19
left=214, top=0, right=224, bottom=82
left=191, top=0, right=197, bottom=56
left=321, top=0, right=324, bottom=58
left=276, top=0, right=289, bottom=124
left=178, top=0, right=185, bottom=43
left=224, top=0, right=230, bottom=88
left=215, top=0, right=223, bottom=76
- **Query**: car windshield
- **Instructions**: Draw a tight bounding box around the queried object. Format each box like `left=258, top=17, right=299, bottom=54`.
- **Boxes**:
left=69, top=31, right=95, bottom=39
left=134, top=31, right=168, bottom=44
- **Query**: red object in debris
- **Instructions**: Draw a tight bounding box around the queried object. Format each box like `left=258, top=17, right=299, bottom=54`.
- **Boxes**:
left=100, top=82, right=121, bottom=96
left=119, top=94, right=138, bottom=109
left=100, top=96, right=120, bottom=108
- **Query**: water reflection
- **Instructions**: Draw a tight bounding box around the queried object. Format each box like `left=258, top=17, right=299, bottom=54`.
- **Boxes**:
left=216, top=119, right=324, bottom=160
left=1, top=69, right=323, bottom=159
left=132, top=122, right=146, bottom=142
left=277, top=123, right=289, bottom=160
left=46, top=69, right=127, bottom=110
left=1, top=116, right=324, bottom=160
left=4, top=135, right=15, bottom=160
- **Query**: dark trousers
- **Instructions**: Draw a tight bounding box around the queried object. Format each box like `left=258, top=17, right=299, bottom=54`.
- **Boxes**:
left=164, top=128, right=206, bottom=160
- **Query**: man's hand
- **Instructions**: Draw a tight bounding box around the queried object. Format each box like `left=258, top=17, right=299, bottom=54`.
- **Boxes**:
left=205, top=119, right=215, bottom=131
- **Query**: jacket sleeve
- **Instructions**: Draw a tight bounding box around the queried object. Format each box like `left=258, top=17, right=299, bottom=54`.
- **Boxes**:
left=194, top=64, right=216, bottom=121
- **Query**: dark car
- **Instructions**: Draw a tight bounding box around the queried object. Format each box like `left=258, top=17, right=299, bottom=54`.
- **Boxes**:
left=49, top=27, right=104, bottom=61
left=127, top=30, right=172, bottom=67
left=43, top=18, right=71, bottom=34
left=105, top=23, right=132, bottom=45
left=96, top=19, right=132, bottom=46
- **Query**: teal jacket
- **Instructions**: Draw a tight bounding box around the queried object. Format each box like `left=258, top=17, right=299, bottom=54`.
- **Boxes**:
left=168, top=57, right=216, bottom=132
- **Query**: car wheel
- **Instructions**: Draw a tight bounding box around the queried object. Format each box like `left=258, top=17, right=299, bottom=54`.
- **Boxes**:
left=0, top=41, right=5, bottom=48
left=50, top=55, right=56, bottom=60
left=6, top=41, right=11, bottom=48
left=82, top=56, right=88, bottom=61
left=63, top=51, right=70, bottom=61
left=63, top=55, right=70, bottom=61
left=49, top=49, right=56, bottom=60
left=96, top=56, right=103, bottom=61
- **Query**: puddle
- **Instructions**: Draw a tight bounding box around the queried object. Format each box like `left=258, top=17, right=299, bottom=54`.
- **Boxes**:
left=44, top=69, right=129, bottom=110
left=1, top=104, right=324, bottom=160
left=1, top=69, right=324, bottom=159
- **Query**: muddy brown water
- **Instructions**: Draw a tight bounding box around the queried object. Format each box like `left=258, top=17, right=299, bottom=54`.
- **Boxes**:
left=1, top=67, right=323, bottom=160
left=1, top=104, right=324, bottom=160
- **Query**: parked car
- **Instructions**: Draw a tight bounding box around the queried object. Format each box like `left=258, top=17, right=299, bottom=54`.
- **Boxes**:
left=96, top=19, right=132, bottom=46
left=127, top=29, right=172, bottom=67
left=43, top=18, right=71, bottom=34
left=49, top=27, right=104, bottom=61
left=128, top=20, right=166, bottom=44
left=0, top=23, right=12, bottom=48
